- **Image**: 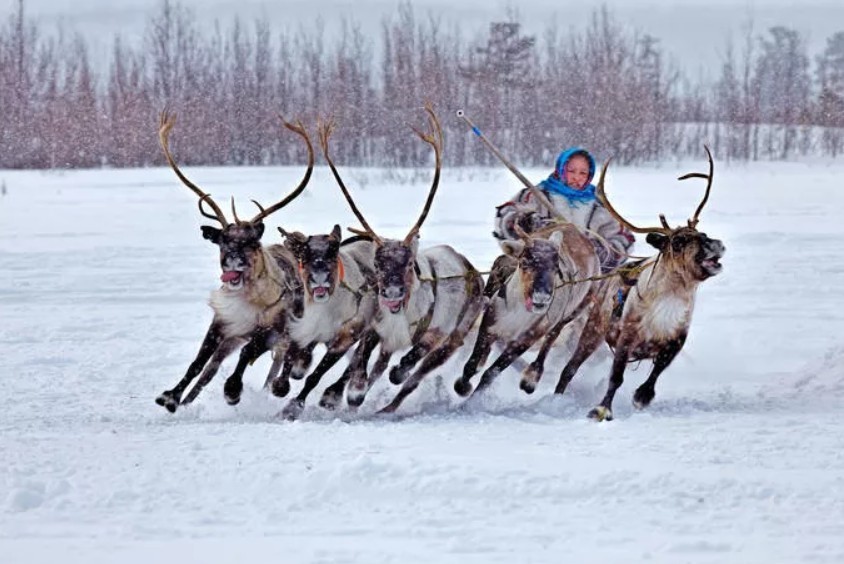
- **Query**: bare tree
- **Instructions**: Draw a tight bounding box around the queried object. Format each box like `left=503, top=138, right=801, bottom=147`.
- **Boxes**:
left=817, top=31, right=844, bottom=156
left=754, top=26, right=811, bottom=159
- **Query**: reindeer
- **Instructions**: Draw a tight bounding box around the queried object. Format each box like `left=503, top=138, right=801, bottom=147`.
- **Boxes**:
left=554, top=147, right=725, bottom=421
left=321, top=106, right=486, bottom=414
left=154, top=111, right=312, bottom=413
left=452, top=219, right=600, bottom=401
left=255, top=225, right=378, bottom=420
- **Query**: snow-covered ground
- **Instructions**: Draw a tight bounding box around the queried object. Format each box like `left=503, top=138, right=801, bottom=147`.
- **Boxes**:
left=2, top=154, right=843, bottom=563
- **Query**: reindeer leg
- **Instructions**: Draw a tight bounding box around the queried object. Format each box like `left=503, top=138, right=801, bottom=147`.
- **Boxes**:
left=589, top=336, right=634, bottom=422
left=269, top=342, right=307, bottom=398
left=522, top=294, right=594, bottom=394
left=632, top=334, right=686, bottom=410
left=472, top=320, right=546, bottom=398
left=155, top=322, right=225, bottom=413
left=380, top=280, right=484, bottom=413
left=388, top=329, right=444, bottom=385
left=223, top=328, right=274, bottom=405
left=379, top=332, right=465, bottom=414
left=364, top=348, right=394, bottom=396
left=319, top=295, right=380, bottom=410
left=519, top=318, right=566, bottom=395
left=454, top=307, right=498, bottom=397
left=282, top=327, right=368, bottom=420
left=181, top=337, right=242, bottom=406
left=344, top=330, right=381, bottom=408
left=289, top=342, right=316, bottom=380
left=555, top=301, right=607, bottom=395
left=262, top=353, right=285, bottom=391
left=554, top=330, right=604, bottom=396
left=317, top=357, right=354, bottom=411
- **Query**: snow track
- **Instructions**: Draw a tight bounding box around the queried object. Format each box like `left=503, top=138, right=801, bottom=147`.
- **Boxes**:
left=2, top=163, right=843, bottom=563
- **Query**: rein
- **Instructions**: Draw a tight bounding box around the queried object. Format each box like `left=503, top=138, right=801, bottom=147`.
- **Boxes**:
left=413, top=259, right=652, bottom=290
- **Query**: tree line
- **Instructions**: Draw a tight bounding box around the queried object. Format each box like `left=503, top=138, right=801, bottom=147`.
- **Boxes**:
left=1, top=0, right=843, bottom=169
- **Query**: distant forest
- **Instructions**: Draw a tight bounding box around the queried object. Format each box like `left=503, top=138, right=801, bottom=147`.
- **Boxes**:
left=2, top=0, right=844, bottom=169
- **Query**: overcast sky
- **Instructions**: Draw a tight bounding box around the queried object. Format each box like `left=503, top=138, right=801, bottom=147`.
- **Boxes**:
left=10, top=0, right=844, bottom=78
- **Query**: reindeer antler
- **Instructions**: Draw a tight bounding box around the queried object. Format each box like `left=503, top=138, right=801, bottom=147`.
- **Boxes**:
left=249, top=115, right=314, bottom=224
left=319, top=117, right=383, bottom=244
left=598, top=146, right=716, bottom=235
left=595, top=158, right=671, bottom=235
left=679, top=145, right=714, bottom=229
left=159, top=110, right=229, bottom=227
left=403, top=102, right=443, bottom=245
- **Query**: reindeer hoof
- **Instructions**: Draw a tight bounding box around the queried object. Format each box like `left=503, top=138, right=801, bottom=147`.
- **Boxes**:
left=587, top=406, right=613, bottom=422
left=344, top=373, right=366, bottom=407
left=347, top=389, right=366, bottom=409
left=281, top=399, right=304, bottom=421
left=155, top=391, right=179, bottom=413
left=519, top=370, right=540, bottom=394
left=319, top=389, right=342, bottom=411
left=270, top=377, right=290, bottom=398
left=632, top=386, right=655, bottom=410
left=223, top=377, right=243, bottom=406
left=290, top=366, right=306, bottom=380
left=520, top=368, right=541, bottom=394
left=388, top=366, right=406, bottom=385
left=454, top=378, right=472, bottom=398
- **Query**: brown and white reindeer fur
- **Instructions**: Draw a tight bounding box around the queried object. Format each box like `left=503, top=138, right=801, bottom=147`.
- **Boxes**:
left=452, top=221, right=599, bottom=400
left=554, top=148, right=725, bottom=421
left=153, top=111, right=311, bottom=413
left=320, top=106, right=485, bottom=414
left=267, top=226, right=379, bottom=420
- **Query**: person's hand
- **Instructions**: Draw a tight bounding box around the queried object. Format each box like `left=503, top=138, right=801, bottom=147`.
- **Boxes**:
left=515, top=211, right=545, bottom=233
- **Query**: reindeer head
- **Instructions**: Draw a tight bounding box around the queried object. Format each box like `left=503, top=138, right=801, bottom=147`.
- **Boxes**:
left=371, top=237, right=420, bottom=313
left=319, top=103, right=443, bottom=315
left=280, top=225, right=344, bottom=303
left=644, top=228, right=724, bottom=281
left=201, top=222, right=267, bottom=290
left=158, top=110, right=313, bottom=291
left=501, top=227, right=565, bottom=313
left=596, top=146, right=725, bottom=283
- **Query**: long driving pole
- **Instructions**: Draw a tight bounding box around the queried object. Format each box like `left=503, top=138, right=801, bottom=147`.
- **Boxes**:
left=456, top=109, right=565, bottom=222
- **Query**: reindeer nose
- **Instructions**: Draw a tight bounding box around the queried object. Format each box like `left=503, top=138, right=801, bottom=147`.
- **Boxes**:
left=310, top=270, right=329, bottom=285
left=223, top=256, right=245, bottom=270
left=532, top=291, right=552, bottom=306
left=382, top=287, right=405, bottom=300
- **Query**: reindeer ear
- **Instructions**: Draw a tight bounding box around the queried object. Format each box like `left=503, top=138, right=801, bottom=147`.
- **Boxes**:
left=201, top=226, right=222, bottom=244
left=330, top=224, right=342, bottom=241
left=500, top=239, right=525, bottom=257
left=253, top=222, right=265, bottom=239
left=278, top=227, right=306, bottom=242
left=548, top=230, right=564, bottom=247
left=407, top=233, right=420, bottom=256
left=279, top=228, right=307, bottom=255
left=646, top=233, right=668, bottom=251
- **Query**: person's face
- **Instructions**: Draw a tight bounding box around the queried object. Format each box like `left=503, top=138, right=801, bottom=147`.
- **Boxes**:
left=564, top=155, right=591, bottom=190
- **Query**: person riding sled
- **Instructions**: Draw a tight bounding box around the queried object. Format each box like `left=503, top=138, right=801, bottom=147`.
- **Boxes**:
left=493, top=147, right=635, bottom=273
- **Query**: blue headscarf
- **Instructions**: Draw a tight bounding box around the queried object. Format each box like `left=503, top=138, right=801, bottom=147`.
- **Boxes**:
left=538, top=147, right=597, bottom=207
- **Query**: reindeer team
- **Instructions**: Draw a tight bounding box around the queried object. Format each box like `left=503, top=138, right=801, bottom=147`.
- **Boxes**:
left=154, top=106, right=725, bottom=422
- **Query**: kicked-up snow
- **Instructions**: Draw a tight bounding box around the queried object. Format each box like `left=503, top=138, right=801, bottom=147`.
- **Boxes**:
left=1, top=160, right=843, bottom=563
